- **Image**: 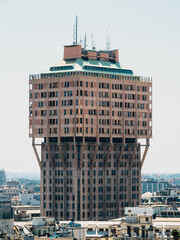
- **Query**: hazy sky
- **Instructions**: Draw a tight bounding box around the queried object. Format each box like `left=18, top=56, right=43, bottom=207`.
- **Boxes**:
left=0, top=0, right=180, bottom=174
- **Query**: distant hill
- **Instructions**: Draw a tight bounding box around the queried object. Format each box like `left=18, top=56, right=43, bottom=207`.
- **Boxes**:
left=142, top=173, right=180, bottom=180
left=6, top=172, right=40, bottom=180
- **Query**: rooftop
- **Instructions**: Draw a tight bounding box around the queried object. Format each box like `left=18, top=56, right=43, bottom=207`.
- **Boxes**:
left=29, top=44, right=152, bottom=82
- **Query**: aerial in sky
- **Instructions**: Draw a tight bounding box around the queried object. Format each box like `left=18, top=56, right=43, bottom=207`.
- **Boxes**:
left=0, top=0, right=180, bottom=173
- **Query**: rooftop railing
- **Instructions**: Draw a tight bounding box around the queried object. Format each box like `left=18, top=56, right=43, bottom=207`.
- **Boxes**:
left=29, top=73, right=152, bottom=82
left=139, top=76, right=152, bottom=82
left=29, top=74, right=41, bottom=80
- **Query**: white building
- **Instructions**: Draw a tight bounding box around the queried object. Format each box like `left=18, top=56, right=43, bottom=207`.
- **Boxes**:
left=125, top=206, right=168, bottom=218
left=20, top=193, right=40, bottom=205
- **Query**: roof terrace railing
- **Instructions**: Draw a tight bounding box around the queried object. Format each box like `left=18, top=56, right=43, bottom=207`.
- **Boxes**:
left=29, top=73, right=152, bottom=83
left=29, top=74, right=41, bottom=80
left=139, top=76, right=152, bottom=82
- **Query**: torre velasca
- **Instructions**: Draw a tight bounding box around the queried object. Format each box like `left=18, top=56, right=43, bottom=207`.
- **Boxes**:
left=29, top=44, right=152, bottom=221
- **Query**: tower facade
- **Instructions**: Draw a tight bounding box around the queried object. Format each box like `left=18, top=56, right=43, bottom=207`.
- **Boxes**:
left=29, top=45, right=152, bottom=221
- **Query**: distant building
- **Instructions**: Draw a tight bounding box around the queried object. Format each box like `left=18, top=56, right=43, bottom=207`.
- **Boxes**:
left=141, top=187, right=180, bottom=207
left=20, top=193, right=40, bottom=206
left=0, top=169, right=6, bottom=186
left=141, top=179, right=169, bottom=194
left=7, top=180, right=21, bottom=189
left=160, top=209, right=180, bottom=218
left=0, top=194, right=14, bottom=234
left=170, top=178, right=180, bottom=186
left=11, top=195, right=19, bottom=205
left=0, top=186, right=20, bottom=198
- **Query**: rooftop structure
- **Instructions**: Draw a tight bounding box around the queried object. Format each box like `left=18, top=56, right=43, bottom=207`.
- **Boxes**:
left=29, top=43, right=152, bottom=221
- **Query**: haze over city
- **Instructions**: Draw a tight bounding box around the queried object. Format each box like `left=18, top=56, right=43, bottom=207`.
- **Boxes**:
left=0, top=0, right=180, bottom=173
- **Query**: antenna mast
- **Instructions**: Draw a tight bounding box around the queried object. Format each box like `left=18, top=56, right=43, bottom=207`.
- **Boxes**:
left=106, top=30, right=110, bottom=51
left=84, top=33, right=87, bottom=49
left=76, top=16, right=78, bottom=45
left=91, top=34, right=96, bottom=50
left=73, top=16, right=78, bottom=45
left=73, top=24, right=75, bottom=44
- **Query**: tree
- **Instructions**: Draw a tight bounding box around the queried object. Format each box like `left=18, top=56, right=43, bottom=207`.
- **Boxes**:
left=171, top=230, right=180, bottom=240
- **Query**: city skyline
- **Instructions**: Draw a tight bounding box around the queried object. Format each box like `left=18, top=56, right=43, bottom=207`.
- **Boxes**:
left=0, top=0, right=180, bottom=173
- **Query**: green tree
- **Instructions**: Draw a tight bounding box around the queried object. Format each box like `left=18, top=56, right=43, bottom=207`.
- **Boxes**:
left=171, top=230, right=180, bottom=240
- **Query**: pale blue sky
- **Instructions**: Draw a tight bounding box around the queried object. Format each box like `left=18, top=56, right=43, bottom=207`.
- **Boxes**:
left=0, top=0, right=180, bottom=173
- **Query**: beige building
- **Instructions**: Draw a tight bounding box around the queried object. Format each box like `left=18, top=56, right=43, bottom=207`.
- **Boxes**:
left=121, top=214, right=154, bottom=239
left=29, top=44, right=152, bottom=221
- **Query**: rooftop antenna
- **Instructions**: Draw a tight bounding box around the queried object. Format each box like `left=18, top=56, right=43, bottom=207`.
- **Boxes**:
left=79, top=34, right=82, bottom=45
left=106, top=30, right=110, bottom=51
left=83, top=33, right=87, bottom=49
left=91, top=34, right=96, bottom=50
left=73, top=16, right=78, bottom=45
left=73, top=24, right=76, bottom=45
left=75, top=16, right=78, bottom=45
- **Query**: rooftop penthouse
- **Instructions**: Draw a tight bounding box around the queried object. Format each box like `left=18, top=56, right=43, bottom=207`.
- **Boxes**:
left=63, top=45, right=119, bottom=62
left=29, top=45, right=152, bottom=82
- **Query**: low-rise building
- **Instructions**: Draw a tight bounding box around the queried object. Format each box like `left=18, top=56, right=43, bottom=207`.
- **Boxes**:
left=120, top=214, right=154, bottom=239
left=20, top=193, right=40, bottom=206
left=14, top=205, right=40, bottom=221
left=31, top=217, right=56, bottom=236
left=26, top=218, right=119, bottom=239
left=125, top=205, right=169, bottom=219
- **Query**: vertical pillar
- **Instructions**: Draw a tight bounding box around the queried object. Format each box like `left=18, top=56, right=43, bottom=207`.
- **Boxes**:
left=90, top=144, right=98, bottom=220
left=116, top=144, right=124, bottom=218
left=59, top=144, right=67, bottom=219
left=74, top=143, right=85, bottom=220
left=47, top=144, right=55, bottom=217
left=103, top=144, right=112, bottom=220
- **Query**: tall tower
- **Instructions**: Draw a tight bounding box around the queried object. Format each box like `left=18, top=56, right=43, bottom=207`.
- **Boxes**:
left=0, top=169, right=6, bottom=186
left=29, top=44, right=152, bottom=221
